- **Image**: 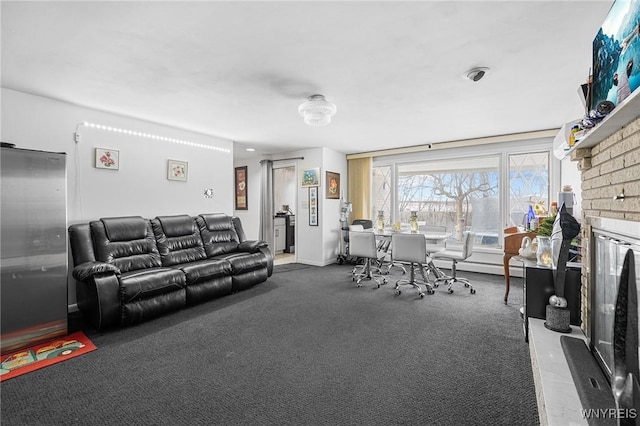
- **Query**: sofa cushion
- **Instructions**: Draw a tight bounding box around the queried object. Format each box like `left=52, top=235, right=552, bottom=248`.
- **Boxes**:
left=152, top=215, right=207, bottom=266
left=215, top=252, right=268, bottom=275
left=102, top=216, right=148, bottom=241
left=173, top=259, right=232, bottom=285
left=119, top=267, right=186, bottom=302
left=155, top=215, right=195, bottom=238
left=91, top=217, right=162, bottom=272
left=196, top=214, right=240, bottom=257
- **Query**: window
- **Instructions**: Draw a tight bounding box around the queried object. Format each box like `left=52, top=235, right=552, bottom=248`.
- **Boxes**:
left=508, top=152, right=550, bottom=228
left=396, top=156, right=500, bottom=245
left=371, top=137, right=556, bottom=251
left=372, top=165, right=392, bottom=227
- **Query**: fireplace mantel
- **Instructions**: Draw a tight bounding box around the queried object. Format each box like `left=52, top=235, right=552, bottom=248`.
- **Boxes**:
left=555, top=89, right=640, bottom=160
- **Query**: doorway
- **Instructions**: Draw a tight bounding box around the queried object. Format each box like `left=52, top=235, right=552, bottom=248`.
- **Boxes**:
left=273, top=164, right=297, bottom=265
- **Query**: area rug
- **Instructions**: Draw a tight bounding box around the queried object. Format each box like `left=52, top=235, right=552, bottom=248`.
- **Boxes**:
left=0, top=331, right=96, bottom=382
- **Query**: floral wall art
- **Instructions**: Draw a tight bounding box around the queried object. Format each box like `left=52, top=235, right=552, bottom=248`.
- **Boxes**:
left=167, top=159, right=188, bottom=182
left=95, top=148, right=119, bottom=170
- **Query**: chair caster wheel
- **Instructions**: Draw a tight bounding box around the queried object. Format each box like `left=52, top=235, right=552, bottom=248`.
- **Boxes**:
left=427, top=289, right=435, bottom=295
left=470, top=289, right=476, bottom=294
left=433, top=284, right=439, bottom=288
left=464, top=283, right=469, bottom=288
left=419, top=293, right=424, bottom=298
left=395, top=289, right=401, bottom=295
left=448, top=289, right=454, bottom=294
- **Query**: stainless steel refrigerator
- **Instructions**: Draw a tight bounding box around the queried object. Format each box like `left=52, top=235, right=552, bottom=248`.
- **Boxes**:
left=1, top=146, right=68, bottom=354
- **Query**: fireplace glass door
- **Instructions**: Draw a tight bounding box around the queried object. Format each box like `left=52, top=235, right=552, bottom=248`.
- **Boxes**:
left=592, top=229, right=640, bottom=381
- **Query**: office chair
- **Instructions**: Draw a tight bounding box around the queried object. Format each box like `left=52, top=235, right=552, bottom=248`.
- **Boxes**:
left=432, top=231, right=476, bottom=294
left=391, top=233, right=435, bottom=298
left=348, top=230, right=387, bottom=288
left=351, top=219, right=374, bottom=230
left=379, top=237, right=407, bottom=275
left=419, top=224, right=447, bottom=254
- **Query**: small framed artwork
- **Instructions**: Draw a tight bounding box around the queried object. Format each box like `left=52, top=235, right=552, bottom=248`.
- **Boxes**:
left=95, top=148, right=119, bottom=170
left=301, top=167, right=320, bottom=187
left=167, top=159, right=188, bottom=182
left=309, top=186, right=319, bottom=226
left=326, top=171, right=340, bottom=199
left=235, top=166, right=248, bottom=210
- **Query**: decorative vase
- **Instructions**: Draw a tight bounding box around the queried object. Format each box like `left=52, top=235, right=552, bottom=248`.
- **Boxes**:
left=518, top=236, right=537, bottom=259
left=409, top=211, right=418, bottom=233
left=536, top=235, right=552, bottom=267
left=376, top=210, right=385, bottom=233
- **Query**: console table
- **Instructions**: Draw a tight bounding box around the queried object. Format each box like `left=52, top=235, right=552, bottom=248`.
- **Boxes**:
left=503, top=229, right=537, bottom=304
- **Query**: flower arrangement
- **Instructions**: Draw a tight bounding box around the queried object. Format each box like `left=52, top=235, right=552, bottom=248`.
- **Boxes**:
left=536, top=215, right=557, bottom=237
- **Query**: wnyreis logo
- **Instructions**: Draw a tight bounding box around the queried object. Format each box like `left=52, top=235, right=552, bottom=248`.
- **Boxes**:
left=582, top=408, right=638, bottom=420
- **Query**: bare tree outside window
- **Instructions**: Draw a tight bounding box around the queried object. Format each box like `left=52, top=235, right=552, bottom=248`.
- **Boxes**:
left=398, top=170, right=498, bottom=240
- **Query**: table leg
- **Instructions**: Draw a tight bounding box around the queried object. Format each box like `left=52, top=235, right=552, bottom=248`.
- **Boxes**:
left=503, top=254, right=513, bottom=304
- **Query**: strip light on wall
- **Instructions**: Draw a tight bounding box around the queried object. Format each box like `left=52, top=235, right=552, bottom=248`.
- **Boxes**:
left=76, top=122, right=231, bottom=153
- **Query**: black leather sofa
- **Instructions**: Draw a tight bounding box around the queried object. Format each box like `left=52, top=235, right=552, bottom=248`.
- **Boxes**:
left=68, top=213, right=273, bottom=330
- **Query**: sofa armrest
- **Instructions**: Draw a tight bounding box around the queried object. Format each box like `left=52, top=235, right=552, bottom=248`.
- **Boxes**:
left=73, top=261, right=121, bottom=281
left=76, top=273, right=121, bottom=330
left=238, top=240, right=268, bottom=253
left=259, top=246, right=274, bottom=277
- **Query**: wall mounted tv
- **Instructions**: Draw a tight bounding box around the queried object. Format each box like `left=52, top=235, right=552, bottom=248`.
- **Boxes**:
left=591, top=0, right=640, bottom=111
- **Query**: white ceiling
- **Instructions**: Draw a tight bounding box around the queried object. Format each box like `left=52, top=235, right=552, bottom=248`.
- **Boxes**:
left=1, top=1, right=614, bottom=158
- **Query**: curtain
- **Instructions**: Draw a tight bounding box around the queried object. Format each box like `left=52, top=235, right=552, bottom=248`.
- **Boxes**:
left=348, top=156, right=372, bottom=221
left=259, top=159, right=274, bottom=250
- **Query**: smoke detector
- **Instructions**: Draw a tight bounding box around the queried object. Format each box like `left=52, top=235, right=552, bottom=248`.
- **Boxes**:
left=465, top=67, right=490, bottom=82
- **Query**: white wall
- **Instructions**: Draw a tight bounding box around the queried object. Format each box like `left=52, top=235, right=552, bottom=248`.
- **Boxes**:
left=322, top=147, right=348, bottom=265
left=233, top=146, right=347, bottom=266
left=273, top=166, right=296, bottom=214
left=2, top=88, right=234, bottom=305
left=232, top=155, right=264, bottom=240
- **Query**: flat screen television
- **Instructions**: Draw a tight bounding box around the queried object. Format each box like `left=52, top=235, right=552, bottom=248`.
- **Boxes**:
left=591, top=0, right=640, bottom=110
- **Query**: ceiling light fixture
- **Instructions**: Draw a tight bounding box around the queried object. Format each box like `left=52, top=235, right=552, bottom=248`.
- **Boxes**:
left=298, top=95, right=337, bottom=126
left=465, top=67, right=490, bottom=82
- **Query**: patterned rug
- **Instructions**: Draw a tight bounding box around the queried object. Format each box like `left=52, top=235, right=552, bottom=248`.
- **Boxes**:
left=0, top=331, right=96, bottom=382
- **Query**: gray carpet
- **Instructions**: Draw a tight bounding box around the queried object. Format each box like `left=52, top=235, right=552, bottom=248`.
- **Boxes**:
left=0, top=264, right=538, bottom=426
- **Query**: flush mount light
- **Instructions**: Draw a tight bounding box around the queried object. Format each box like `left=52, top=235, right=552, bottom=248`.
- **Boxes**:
left=465, top=67, right=490, bottom=82
left=245, top=148, right=256, bottom=152
left=298, top=95, right=337, bottom=126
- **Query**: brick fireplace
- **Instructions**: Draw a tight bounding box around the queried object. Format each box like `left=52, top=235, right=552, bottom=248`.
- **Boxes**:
left=570, top=115, right=640, bottom=334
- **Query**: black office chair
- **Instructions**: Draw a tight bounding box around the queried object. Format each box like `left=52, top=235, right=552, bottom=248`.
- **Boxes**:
left=351, top=219, right=374, bottom=230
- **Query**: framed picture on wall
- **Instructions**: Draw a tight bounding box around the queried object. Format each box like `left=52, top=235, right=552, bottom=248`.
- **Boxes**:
left=302, top=167, right=320, bottom=187
left=326, top=171, right=340, bottom=199
left=167, top=159, right=188, bottom=181
left=235, top=166, right=248, bottom=210
left=95, top=148, right=119, bottom=170
left=309, top=186, right=318, bottom=226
